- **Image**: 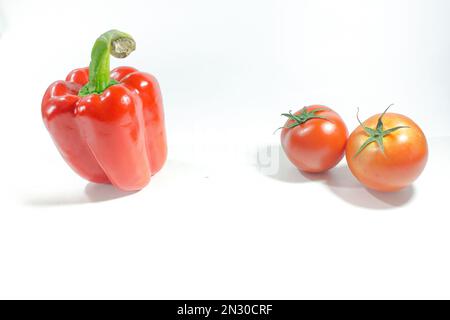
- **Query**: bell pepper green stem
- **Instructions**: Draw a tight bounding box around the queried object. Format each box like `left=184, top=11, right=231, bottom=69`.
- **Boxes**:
left=79, top=30, right=136, bottom=96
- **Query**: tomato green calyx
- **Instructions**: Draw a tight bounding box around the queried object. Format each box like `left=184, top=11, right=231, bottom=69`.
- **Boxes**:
left=353, top=104, right=410, bottom=158
left=276, top=107, right=330, bottom=132
left=79, top=30, right=136, bottom=97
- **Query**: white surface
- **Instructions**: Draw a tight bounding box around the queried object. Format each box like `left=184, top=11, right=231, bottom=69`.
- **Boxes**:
left=0, top=0, right=450, bottom=299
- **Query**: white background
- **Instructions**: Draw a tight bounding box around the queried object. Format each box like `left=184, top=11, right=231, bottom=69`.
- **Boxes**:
left=0, top=0, right=449, bottom=299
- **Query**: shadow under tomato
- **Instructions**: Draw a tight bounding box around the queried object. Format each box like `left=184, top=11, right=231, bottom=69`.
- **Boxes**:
left=22, top=183, right=136, bottom=207
left=324, top=165, right=415, bottom=209
left=258, top=145, right=415, bottom=209
left=257, top=144, right=328, bottom=183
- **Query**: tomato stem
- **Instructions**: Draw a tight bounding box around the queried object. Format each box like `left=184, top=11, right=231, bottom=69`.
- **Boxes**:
left=275, top=107, right=330, bottom=133
left=353, top=105, right=410, bottom=158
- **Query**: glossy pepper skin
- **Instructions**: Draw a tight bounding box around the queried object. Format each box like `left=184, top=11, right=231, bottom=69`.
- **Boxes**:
left=41, top=30, right=167, bottom=191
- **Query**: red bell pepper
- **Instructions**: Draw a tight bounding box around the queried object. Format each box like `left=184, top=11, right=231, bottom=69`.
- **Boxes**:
left=42, top=30, right=167, bottom=191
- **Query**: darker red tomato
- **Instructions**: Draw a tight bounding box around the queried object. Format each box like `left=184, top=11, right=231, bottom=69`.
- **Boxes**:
left=280, top=105, right=348, bottom=173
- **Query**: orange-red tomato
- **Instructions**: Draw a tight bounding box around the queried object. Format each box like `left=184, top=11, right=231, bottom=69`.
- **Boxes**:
left=280, top=105, right=348, bottom=173
left=346, top=111, right=428, bottom=192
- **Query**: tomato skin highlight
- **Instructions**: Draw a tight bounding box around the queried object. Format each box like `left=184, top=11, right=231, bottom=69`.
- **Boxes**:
left=346, top=113, right=428, bottom=192
left=280, top=105, right=348, bottom=173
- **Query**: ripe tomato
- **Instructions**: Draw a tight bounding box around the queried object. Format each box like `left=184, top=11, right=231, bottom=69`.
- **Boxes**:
left=346, top=106, right=428, bottom=192
left=280, top=105, right=348, bottom=173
